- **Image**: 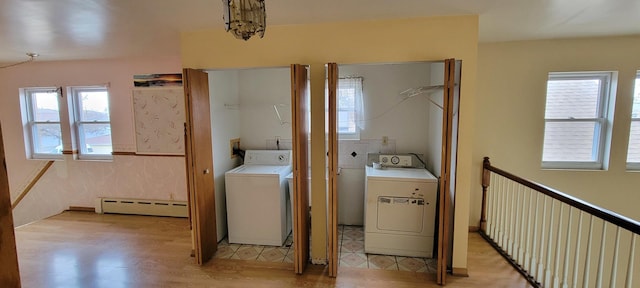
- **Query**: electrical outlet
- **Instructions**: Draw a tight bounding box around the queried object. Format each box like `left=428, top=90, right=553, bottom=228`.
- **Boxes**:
left=382, top=136, right=388, bottom=145
left=230, top=138, right=240, bottom=159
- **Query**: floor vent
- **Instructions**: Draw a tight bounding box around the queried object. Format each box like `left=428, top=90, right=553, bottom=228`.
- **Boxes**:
left=95, top=198, right=188, bottom=218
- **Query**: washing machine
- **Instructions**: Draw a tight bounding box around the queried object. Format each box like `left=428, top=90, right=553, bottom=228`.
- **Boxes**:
left=225, top=150, right=292, bottom=246
left=364, top=154, right=438, bottom=258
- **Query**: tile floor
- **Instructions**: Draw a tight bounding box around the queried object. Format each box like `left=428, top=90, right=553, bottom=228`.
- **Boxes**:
left=338, top=225, right=437, bottom=272
left=215, top=233, right=295, bottom=263
left=215, top=225, right=436, bottom=273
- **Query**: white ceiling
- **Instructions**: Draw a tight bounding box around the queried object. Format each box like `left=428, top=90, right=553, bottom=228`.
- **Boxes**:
left=1, top=0, right=639, bottom=63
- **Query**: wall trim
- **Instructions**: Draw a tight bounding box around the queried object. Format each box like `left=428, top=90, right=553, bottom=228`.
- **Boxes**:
left=135, top=153, right=184, bottom=157
left=468, top=226, right=479, bottom=232
left=111, top=151, right=184, bottom=157
left=68, top=206, right=96, bottom=212
left=451, top=267, right=468, bottom=277
left=111, top=151, right=136, bottom=156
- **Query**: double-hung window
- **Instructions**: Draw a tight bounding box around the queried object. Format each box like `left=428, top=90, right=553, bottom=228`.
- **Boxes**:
left=327, top=77, right=364, bottom=139
left=542, top=72, right=615, bottom=169
left=71, top=86, right=113, bottom=159
left=627, top=72, right=640, bottom=169
left=23, top=88, right=63, bottom=159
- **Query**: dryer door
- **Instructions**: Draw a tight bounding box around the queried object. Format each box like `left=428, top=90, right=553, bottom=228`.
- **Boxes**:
left=377, top=197, right=424, bottom=233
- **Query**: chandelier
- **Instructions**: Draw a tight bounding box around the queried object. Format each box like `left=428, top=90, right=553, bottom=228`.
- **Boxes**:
left=222, top=0, right=266, bottom=41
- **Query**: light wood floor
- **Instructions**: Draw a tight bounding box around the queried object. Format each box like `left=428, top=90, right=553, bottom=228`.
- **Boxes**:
left=14, top=211, right=532, bottom=287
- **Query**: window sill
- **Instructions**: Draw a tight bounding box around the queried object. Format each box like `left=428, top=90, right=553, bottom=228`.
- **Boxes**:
left=29, top=156, right=63, bottom=161
left=625, top=163, right=640, bottom=171
left=541, top=161, right=605, bottom=171
left=74, top=155, right=113, bottom=162
left=541, top=168, right=606, bottom=172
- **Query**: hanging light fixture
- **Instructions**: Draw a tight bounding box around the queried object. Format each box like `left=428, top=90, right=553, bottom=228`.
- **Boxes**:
left=222, top=0, right=266, bottom=41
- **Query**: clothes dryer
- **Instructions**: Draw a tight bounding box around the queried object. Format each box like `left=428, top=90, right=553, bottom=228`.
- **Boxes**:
left=364, top=154, right=438, bottom=257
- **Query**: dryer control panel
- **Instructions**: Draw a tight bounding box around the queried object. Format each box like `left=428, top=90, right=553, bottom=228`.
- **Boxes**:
left=379, top=155, right=412, bottom=167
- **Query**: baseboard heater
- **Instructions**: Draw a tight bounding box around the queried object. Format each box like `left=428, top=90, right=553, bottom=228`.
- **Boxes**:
left=95, top=197, right=188, bottom=218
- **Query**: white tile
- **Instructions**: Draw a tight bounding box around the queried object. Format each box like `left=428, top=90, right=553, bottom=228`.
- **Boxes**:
left=367, top=254, right=398, bottom=270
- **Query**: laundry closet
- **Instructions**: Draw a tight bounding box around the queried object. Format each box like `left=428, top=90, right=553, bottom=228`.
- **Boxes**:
left=326, top=60, right=460, bottom=276
left=207, top=67, right=298, bottom=259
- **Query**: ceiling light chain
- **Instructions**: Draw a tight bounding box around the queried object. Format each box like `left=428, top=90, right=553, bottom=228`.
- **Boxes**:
left=0, top=52, right=39, bottom=69
left=222, top=0, right=266, bottom=41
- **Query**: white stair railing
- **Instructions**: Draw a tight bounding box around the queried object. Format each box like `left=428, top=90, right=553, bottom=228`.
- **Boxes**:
left=480, top=157, right=640, bottom=288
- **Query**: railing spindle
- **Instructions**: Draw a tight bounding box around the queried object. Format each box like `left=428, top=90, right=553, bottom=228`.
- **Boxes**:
left=595, top=222, right=607, bottom=288
left=490, top=173, right=498, bottom=238
left=502, top=179, right=509, bottom=251
left=610, top=226, right=621, bottom=288
left=490, top=174, right=500, bottom=239
left=584, top=216, right=595, bottom=287
left=503, top=181, right=513, bottom=250
left=561, top=207, right=573, bottom=288
left=553, top=204, right=564, bottom=288
left=509, top=181, right=516, bottom=255
left=490, top=174, right=493, bottom=236
left=530, top=192, right=540, bottom=278
left=518, top=185, right=526, bottom=265
left=500, top=176, right=507, bottom=248
left=626, top=234, right=636, bottom=288
left=544, top=200, right=556, bottom=287
left=524, top=188, right=534, bottom=273
left=571, top=211, right=584, bottom=288
left=538, top=196, right=548, bottom=281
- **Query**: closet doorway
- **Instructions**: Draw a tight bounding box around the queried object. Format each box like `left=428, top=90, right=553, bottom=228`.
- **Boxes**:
left=326, top=59, right=461, bottom=285
left=183, top=65, right=311, bottom=274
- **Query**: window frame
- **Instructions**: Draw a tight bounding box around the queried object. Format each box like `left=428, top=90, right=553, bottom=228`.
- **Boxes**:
left=23, top=87, right=64, bottom=160
left=326, top=77, right=364, bottom=140
left=627, top=72, right=640, bottom=170
left=70, top=86, right=113, bottom=160
left=541, top=72, right=614, bottom=170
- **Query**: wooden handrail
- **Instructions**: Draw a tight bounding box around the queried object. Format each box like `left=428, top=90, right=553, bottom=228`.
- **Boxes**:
left=11, top=160, right=54, bottom=210
left=482, top=157, right=640, bottom=234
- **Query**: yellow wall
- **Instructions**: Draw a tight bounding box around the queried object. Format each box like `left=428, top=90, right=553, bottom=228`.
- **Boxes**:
left=181, top=15, right=479, bottom=269
left=473, top=36, right=640, bottom=227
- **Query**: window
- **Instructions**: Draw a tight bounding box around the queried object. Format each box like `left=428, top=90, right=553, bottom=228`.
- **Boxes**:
left=627, top=72, right=640, bottom=169
left=23, top=88, right=63, bottom=159
left=71, top=86, right=112, bottom=159
left=542, top=72, right=615, bottom=169
left=326, top=77, right=364, bottom=139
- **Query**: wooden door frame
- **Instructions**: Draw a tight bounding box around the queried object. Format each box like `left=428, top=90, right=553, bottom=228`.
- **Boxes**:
left=327, top=63, right=339, bottom=277
left=291, top=64, right=311, bottom=274
left=0, top=123, right=22, bottom=287
left=183, top=68, right=217, bottom=265
left=184, top=65, right=308, bottom=273
left=437, top=58, right=459, bottom=285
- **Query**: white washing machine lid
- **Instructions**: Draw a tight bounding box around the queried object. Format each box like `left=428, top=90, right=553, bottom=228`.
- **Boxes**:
left=226, top=164, right=291, bottom=177
left=365, top=166, right=437, bottom=182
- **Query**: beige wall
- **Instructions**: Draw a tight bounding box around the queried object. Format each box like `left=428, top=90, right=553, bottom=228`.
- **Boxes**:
left=182, top=15, right=479, bottom=269
left=473, top=36, right=640, bottom=227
